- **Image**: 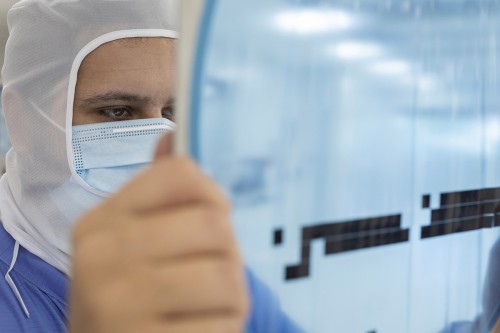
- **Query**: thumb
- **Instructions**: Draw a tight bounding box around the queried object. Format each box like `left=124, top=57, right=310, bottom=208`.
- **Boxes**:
left=153, top=133, right=174, bottom=161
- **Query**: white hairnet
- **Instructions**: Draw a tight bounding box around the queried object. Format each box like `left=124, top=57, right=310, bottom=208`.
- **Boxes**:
left=0, top=0, right=178, bottom=274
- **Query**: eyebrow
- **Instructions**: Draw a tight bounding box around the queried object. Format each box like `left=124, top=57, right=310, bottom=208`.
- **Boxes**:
left=79, top=91, right=175, bottom=106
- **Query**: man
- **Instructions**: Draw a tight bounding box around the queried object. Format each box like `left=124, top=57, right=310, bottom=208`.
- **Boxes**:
left=0, top=1, right=302, bottom=332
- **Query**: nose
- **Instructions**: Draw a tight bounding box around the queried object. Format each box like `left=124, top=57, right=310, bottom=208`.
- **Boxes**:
left=143, top=107, right=168, bottom=120
left=144, top=108, right=163, bottom=118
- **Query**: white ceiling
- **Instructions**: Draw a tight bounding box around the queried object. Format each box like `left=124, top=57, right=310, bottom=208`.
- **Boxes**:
left=0, top=1, right=20, bottom=83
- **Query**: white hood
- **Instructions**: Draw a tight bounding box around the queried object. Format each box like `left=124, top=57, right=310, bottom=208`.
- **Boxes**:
left=0, top=0, right=178, bottom=275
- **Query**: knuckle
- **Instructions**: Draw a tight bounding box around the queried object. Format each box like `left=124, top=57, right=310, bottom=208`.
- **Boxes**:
left=195, top=205, right=219, bottom=223
left=171, top=156, right=199, bottom=177
left=72, top=216, right=128, bottom=271
left=195, top=207, right=234, bottom=245
left=214, top=260, right=244, bottom=296
left=214, top=259, right=234, bottom=278
left=221, top=264, right=248, bottom=315
left=85, top=283, right=133, bottom=323
left=117, top=222, right=141, bottom=253
left=73, top=230, right=120, bottom=271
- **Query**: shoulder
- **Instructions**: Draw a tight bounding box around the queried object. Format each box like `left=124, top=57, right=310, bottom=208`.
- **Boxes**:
left=0, top=256, right=67, bottom=333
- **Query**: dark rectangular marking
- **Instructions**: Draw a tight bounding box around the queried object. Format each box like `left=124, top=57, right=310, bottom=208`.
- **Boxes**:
left=325, top=229, right=409, bottom=254
left=273, top=229, right=283, bottom=246
left=285, top=214, right=403, bottom=280
left=299, top=240, right=311, bottom=260
left=422, top=194, right=431, bottom=209
left=430, top=201, right=498, bottom=223
left=421, top=216, right=491, bottom=239
left=440, top=187, right=500, bottom=207
left=303, top=215, right=401, bottom=240
left=285, top=264, right=310, bottom=280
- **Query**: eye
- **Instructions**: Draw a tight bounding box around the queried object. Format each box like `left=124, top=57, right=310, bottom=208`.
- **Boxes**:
left=99, top=107, right=132, bottom=120
left=162, top=106, right=175, bottom=121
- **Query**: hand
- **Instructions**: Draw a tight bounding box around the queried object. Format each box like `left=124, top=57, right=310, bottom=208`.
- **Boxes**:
left=69, top=134, right=249, bottom=333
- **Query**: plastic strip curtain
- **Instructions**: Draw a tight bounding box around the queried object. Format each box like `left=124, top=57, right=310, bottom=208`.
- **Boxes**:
left=190, top=1, right=500, bottom=332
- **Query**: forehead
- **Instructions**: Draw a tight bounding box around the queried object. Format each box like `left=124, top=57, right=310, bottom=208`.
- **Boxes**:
left=78, top=37, right=175, bottom=75
left=75, top=37, right=175, bottom=99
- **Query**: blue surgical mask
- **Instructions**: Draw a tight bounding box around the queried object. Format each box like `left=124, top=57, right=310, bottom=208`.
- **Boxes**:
left=72, top=118, right=175, bottom=193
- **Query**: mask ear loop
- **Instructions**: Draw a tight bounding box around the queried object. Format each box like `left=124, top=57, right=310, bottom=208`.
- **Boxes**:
left=4, top=241, right=30, bottom=318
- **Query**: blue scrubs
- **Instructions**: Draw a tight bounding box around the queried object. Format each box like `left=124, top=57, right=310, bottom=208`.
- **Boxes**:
left=439, top=238, right=500, bottom=333
left=0, top=223, right=303, bottom=333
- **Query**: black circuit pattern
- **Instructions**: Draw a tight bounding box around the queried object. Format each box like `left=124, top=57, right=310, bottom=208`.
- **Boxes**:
left=421, top=187, right=500, bottom=238
left=284, top=215, right=408, bottom=280
left=282, top=186, right=500, bottom=280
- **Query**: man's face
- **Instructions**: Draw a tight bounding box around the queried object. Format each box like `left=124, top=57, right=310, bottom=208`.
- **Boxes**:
left=73, top=37, right=175, bottom=125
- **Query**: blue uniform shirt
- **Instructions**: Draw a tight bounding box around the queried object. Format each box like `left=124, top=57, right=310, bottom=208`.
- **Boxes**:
left=0, top=223, right=303, bottom=333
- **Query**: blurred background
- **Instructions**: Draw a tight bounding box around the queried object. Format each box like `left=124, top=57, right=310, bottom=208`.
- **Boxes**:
left=190, top=0, right=500, bottom=332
